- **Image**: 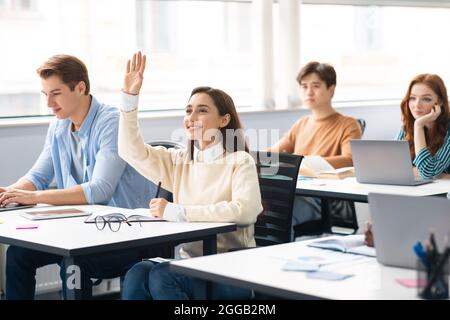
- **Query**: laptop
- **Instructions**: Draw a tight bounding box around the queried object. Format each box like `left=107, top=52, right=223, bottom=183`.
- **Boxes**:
left=368, top=193, right=450, bottom=269
left=0, top=203, right=35, bottom=212
left=351, top=140, right=433, bottom=186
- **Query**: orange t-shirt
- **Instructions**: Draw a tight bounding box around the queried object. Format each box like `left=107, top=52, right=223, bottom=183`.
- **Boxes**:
left=274, top=112, right=362, bottom=168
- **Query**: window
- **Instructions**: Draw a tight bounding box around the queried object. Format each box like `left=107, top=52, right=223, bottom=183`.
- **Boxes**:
left=274, top=2, right=450, bottom=105
left=134, top=0, right=253, bottom=111
left=0, top=0, right=36, bottom=11
left=0, top=0, right=253, bottom=118
left=2, top=0, right=450, bottom=118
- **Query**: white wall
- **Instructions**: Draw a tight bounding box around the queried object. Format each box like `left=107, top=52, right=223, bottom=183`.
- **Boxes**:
left=0, top=104, right=401, bottom=186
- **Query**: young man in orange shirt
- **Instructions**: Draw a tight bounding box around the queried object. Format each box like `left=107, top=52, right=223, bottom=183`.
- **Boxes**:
left=269, top=62, right=362, bottom=238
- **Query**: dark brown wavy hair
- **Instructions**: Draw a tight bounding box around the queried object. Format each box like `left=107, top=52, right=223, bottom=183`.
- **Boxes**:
left=400, top=74, right=449, bottom=159
left=187, top=87, right=249, bottom=160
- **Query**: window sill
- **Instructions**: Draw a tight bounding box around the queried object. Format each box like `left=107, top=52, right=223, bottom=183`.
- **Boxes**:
left=0, top=100, right=400, bottom=128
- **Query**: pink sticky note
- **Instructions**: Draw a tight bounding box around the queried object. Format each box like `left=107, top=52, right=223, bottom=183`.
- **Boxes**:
left=396, top=278, right=426, bottom=288
left=16, top=224, right=39, bottom=230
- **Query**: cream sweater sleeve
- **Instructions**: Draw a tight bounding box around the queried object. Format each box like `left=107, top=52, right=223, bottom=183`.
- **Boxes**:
left=118, top=109, right=175, bottom=192
left=184, top=153, right=263, bottom=225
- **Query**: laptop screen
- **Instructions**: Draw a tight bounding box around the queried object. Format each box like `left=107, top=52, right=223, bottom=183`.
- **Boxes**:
left=351, top=140, right=431, bottom=185
left=368, top=193, right=450, bottom=269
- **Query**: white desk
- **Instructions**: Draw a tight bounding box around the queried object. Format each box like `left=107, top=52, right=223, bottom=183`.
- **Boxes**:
left=170, top=240, right=420, bottom=300
left=0, top=205, right=236, bottom=299
left=296, top=177, right=450, bottom=202
left=170, top=241, right=417, bottom=300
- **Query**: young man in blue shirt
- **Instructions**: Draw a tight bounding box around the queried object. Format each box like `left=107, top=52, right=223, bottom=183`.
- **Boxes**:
left=0, top=54, right=160, bottom=299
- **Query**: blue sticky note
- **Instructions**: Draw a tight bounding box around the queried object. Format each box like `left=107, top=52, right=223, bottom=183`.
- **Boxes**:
left=306, top=271, right=354, bottom=281
left=298, top=176, right=313, bottom=181
left=282, top=260, right=319, bottom=272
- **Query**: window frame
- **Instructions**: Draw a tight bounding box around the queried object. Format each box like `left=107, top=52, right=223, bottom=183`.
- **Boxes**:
left=1, top=0, right=450, bottom=120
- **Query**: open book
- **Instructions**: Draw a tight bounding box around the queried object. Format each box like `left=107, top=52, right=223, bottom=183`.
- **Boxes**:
left=300, top=156, right=355, bottom=179
left=307, top=235, right=376, bottom=257
left=20, top=207, right=91, bottom=220
left=84, top=208, right=165, bottom=223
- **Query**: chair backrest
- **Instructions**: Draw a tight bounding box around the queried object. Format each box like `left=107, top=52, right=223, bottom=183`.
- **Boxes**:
left=147, top=140, right=185, bottom=149
left=250, top=151, right=303, bottom=246
left=357, top=118, right=366, bottom=136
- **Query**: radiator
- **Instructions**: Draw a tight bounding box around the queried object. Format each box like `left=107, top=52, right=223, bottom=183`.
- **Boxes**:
left=35, top=264, right=121, bottom=297
left=35, top=264, right=62, bottom=294
left=1, top=246, right=120, bottom=298
left=1, top=246, right=61, bottom=296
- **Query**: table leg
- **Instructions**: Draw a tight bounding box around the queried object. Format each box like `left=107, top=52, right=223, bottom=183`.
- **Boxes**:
left=62, top=256, right=83, bottom=300
left=202, top=234, right=217, bottom=299
left=203, top=234, right=217, bottom=256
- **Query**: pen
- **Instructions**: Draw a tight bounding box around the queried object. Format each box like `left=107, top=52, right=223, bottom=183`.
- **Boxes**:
left=413, top=242, right=428, bottom=267
left=425, top=241, right=436, bottom=267
left=430, top=232, right=439, bottom=255
left=155, top=181, right=162, bottom=198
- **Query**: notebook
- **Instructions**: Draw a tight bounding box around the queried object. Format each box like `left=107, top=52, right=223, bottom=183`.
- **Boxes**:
left=368, top=193, right=450, bottom=269
left=307, top=234, right=376, bottom=257
left=301, top=156, right=355, bottom=179
left=20, top=208, right=91, bottom=220
left=351, top=140, right=433, bottom=186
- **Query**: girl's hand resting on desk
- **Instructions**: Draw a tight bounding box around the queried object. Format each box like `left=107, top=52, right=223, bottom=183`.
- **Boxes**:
left=0, top=188, right=38, bottom=207
left=123, top=51, right=146, bottom=96
left=363, top=221, right=374, bottom=248
left=150, top=198, right=168, bottom=218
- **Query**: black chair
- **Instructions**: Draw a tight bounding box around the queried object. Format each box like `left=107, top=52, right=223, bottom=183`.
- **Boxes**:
left=251, top=151, right=303, bottom=246
left=357, top=118, right=367, bottom=136
left=293, top=198, right=358, bottom=238
left=232, top=151, right=302, bottom=299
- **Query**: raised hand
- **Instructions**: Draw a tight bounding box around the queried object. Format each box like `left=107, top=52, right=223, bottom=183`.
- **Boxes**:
left=415, top=104, right=442, bottom=129
left=123, top=51, right=147, bottom=95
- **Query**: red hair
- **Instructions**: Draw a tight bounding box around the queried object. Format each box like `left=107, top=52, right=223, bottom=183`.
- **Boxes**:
left=400, top=74, right=450, bottom=160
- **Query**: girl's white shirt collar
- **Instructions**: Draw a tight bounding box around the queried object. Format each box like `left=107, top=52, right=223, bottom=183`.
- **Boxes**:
left=193, top=142, right=225, bottom=163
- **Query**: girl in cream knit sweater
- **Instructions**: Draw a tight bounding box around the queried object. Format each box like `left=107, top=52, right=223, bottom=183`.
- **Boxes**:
left=120, top=52, right=262, bottom=300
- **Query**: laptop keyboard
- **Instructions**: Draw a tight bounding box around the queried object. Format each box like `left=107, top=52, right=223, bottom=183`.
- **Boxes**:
left=0, top=203, right=35, bottom=212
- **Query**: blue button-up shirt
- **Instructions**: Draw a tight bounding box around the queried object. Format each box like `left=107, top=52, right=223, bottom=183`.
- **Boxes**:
left=23, top=96, right=156, bottom=209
